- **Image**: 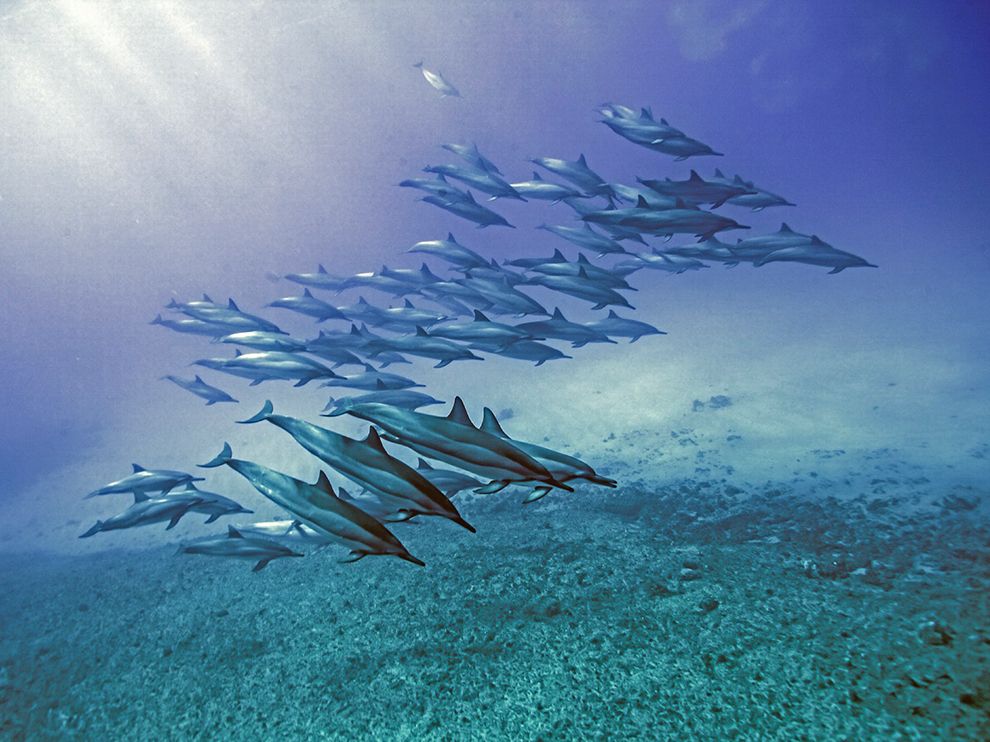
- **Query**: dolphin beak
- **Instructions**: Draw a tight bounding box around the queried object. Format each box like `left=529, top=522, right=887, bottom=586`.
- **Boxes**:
left=397, top=552, right=427, bottom=567
left=449, top=514, right=477, bottom=533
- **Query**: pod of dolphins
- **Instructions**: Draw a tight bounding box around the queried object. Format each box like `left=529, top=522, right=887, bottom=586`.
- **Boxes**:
left=81, top=87, right=875, bottom=571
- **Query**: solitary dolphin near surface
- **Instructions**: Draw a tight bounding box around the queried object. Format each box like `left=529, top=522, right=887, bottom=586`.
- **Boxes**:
left=80, top=492, right=205, bottom=537
left=239, top=402, right=474, bottom=531
left=86, top=465, right=204, bottom=499
left=582, top=310, right=665, bottom=343
left=161, top=374, right=238, bottom=406
left=344, top=398, right=575, bottom=493
left=414, top=61, right=461, bottom=98
left=200, top=443, right=425, bottom=565
left=478, top=408, right=617, bottom=499
left=179, top=525, right=304, bottom=572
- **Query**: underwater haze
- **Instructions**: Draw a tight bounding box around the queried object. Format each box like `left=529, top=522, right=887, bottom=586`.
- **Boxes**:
left=1, top=1, right=989, bottom=738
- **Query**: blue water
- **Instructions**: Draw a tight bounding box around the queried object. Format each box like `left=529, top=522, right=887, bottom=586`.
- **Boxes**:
left=1, top=1, right=988, bottom=738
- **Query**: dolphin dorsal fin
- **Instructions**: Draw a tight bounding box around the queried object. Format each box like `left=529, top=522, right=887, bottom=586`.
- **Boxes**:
left=532, top=171, right=543, bottom=180
left=194, top=375, right=204, bottom=383
left=636, top=195, right=649, bottom=208
left=404, top=299, right=414, bottom=309
left=234, top=349, right=243, bottom=357
left=552, top=307, right=566, bottom=320
left=780, top=222, right=793, bottom=233
left=314, top=470, right=336, bottom=497
left=446, top=232, right=457, bottom=243
left=660, top=117, right=669, bottom=125
left=714, top=169, right=726, bottom=179
left=640, top=107, right=653, bottom=120
left=689, top=170, right=702, bottom=181
left=350, top=325, right=362, bottom=336
left=227, top=525, right=243, bottom=538
left=132, top=464, right=145, bottom=473
left=446, top=397, right=473, bottom=426
left=608, top=310, right=619, bottom=318
left=363, top=363, right=376, bottom=373
left=473, top=310, right=490, bottom=322
left=576, top=253, right=590, bottom=265
left=358, top=296, right=369, bottom=305
left=228, top=298, right=240, bottom=311
left=363, top=427, right=388, bottom=452
left=733, top=175, right=745, bottom=184
left=552, top=248, right=565, bottom=261
left=415, top=326, right=429, bottom=337
left=318, top=264, right=328, bottom=274
left=578, top=153, right=588, bottom=166
left=481, top=407, right=509, bottom=438
left=810, top=235, right=825, bottom=245
left=675, top=198, right=689, bottom=209
left=417, top=457, right=434, bottom=470
left=375, top=379, right=387, bottom=390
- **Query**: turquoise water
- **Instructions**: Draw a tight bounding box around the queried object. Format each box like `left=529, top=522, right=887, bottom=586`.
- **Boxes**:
left=1, top=2, right=988, bottom=739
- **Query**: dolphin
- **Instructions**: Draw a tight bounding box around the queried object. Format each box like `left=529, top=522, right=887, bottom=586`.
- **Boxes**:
left=232, top=520, right=332, bottom=545
left=419, top=280, right=495, bottom=311
left=560, top=197, right=648, bottom=244
left=220, top=331, right=308, bottom=353
left=165, top=483, right=253, bottom=524
left=194, top=350, right=340, bottom=387
left=200, top=443, right=425, bottom=565
left=731, top=222, right=817, bottom=262
left=423, top=164, right=525, bottom=201
left=421, top=192, right=515, bottom=228
left=344, top=398, right=575, bottom=493
left=374, top=351, right=412, bottom=367
left=333, top=296, right=385, bottom=325
left=604, top=182, right=677, bottom=209
left=509, top=171, right=584, bottom=203
left=582, top=310, right=665, bottom=342
left=441, top=142, right=502, bottom=175
left=666, top=235, right=739, bottom=265
left=379, top=264, right=444, bottom=290
left=150, top=314, right=228, bottom=337
left=456, top=276, right=549, bottom=316
left=522, top=270, right=635, bottom=310
left=638, top=170, right=755, bottom=208
left=599, top=113, right=685, bottom=147
left=536, top=223, right=627, bottom=256
left=529, top=253, right=635, bottom=290
left=709, top=170, right=795, bottom=211
left=165, top=294, right=219, bottom=313
left=753, top=240, right=877, bottom=273
left=504, top=248, right=571, bottom=270
left=373, top=327, right=484, bottom=368
left=516, top=308, right=617, bottom=348
left=399, top=173, right=471, bottom=202
left=340, top=271, right=416, bottom=296
left=478, top=407, right=618, bottom=498
left=430, top=310, right=535, bottom=346
left=321, top=363, right=423, bottom=391
left=178, top=525, right=304, bottom=572
left=238, top=403, right=474, bottom=531
left=268, top=289, right=347, bottom=322
left=413, top=61, right=461, bottom=98
left=302, top=344, right=366, bottom=369
left=459, top=260, right=527, bottom=286
left=161, top=374, right=238, bottom=406
left=363, top=299, right=449, bottom=332
left=80, top=493, right=205, bottom=537
left=284, top=264, right=356, bottom=292
left=86, top=465, right=204, bottom=499
left=414, top=458, right=483, bottom=497
left=615, top=251, right=708, bottom=274
left=530, top=154, right=612, bottom=197
left=590, top=196, right=748, bottom=239
left=175, top=298, right=283, bottom=334
left=645, top=135, right=723, bottom=160
left=407, top=233, right=489, bottom=269
left=321, top=385, right=446, bottom=416
left=473, top=339, right=572, bottom=366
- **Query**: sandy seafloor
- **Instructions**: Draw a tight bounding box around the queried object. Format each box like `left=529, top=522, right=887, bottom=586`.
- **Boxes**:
left=2, top=412, right=988, bottom=741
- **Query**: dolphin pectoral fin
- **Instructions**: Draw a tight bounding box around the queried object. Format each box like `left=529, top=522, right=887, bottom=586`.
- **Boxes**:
left=166, top=512, right=186, bottom=530
left=522, top=487, right=552, bottom=504
left=253, top=559, right=272, bottom=572
left=249, top=379, right=264, bottom=386
left=828, top=266, right=845, bottom=274
left=340, top=550, right=368, bottom=563
left=204, top=514, right=221, bottom=524
left=474, top=480, right=510, bottom=495
left=434, top=359, right=452, bottom=368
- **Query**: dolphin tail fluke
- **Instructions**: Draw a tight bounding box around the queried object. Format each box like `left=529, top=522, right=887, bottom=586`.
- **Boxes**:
left=238, top=400, right=274, bottom=424
left=79, top=521, right=103, bottom=538
left=199, top=442, right=233, bottom=468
